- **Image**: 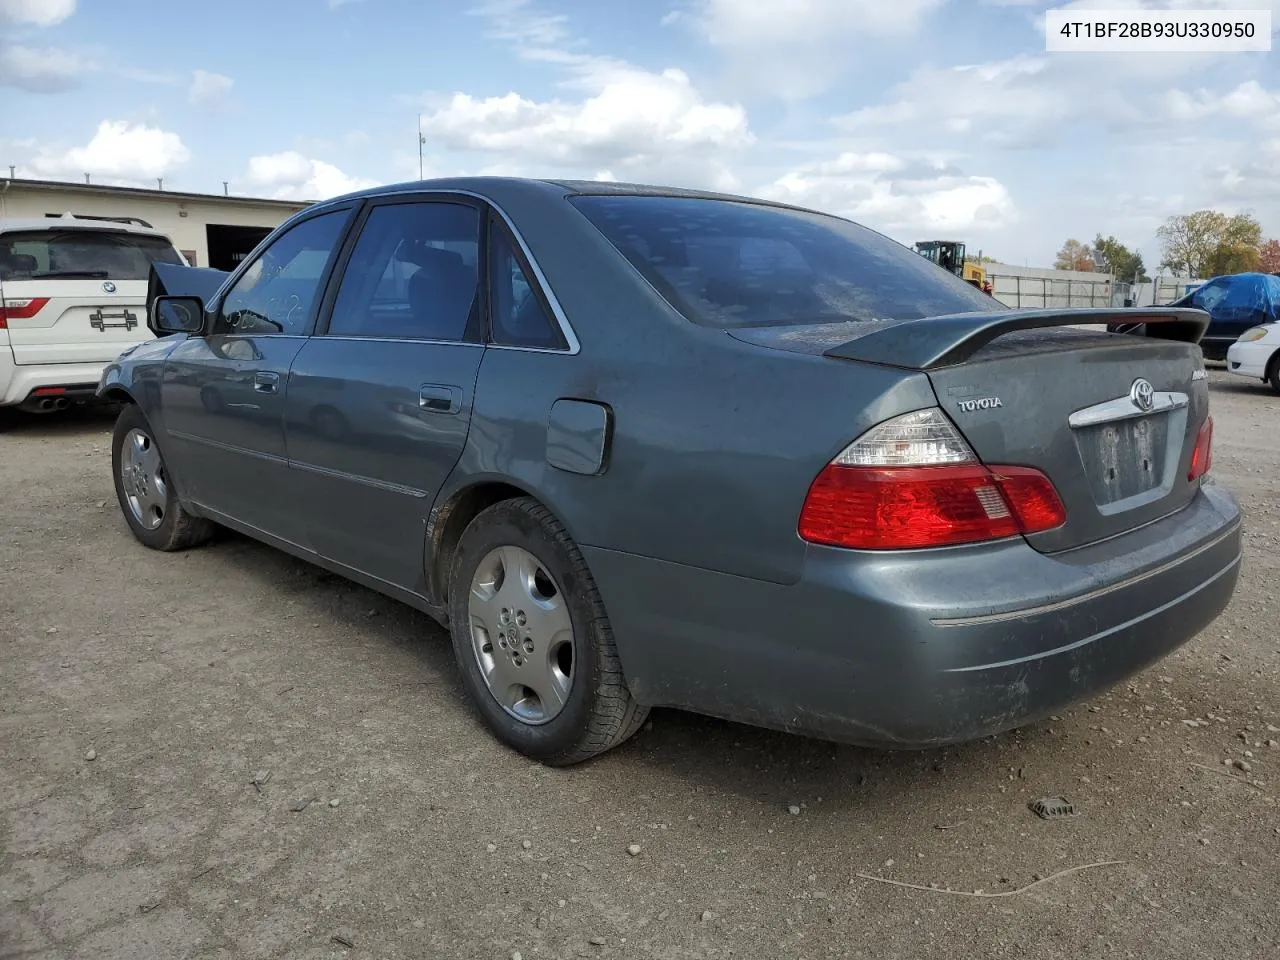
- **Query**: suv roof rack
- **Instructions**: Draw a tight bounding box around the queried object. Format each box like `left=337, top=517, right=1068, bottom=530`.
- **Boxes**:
left=44, top=212, right=155, bottom=229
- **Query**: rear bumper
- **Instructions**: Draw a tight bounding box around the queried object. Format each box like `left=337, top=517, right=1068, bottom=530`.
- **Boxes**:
left=1226, top=339, right=1275, bottom=380
left=0, top=355, right=112, bottom=408
left=587, top=483, right=1242, bottom=747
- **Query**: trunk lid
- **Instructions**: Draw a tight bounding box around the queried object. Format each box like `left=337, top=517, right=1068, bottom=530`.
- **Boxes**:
left=924, top=328, right=1207, bottom=553
left=729, top=307, right=1212, bottom=554
left=1, top=278, right=152, bottom=365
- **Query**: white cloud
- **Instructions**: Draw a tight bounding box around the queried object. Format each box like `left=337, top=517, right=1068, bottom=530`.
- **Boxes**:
left=758, top=151, right=1018, bottom=237
left=697, top=0, right=943, bottom=44
left=419, top=2, right=752, bottom=189
left=686, top=0, right=946, bottom=99
left=242, top=151, right=379, bottom=200
left=833, top=49, right=1280, bottom=152
left=1204, top=137, right=1280, bottom=204
left=0, top=43, right=90, bottom=92
left=469, top=0, right=573, bottom=48
left=0, top=0, right=76, bottom=26
left=1163, top=80, right=1280, bottom=124
left=423, top=67, right=750, bottom=159
left=189, top=69, right=233, bottom=107
left=22, top=120, right=189, bottom=184
left=836, top=56, right=1081, bottom=149
left=1051, top=0, right=1280, bottom=12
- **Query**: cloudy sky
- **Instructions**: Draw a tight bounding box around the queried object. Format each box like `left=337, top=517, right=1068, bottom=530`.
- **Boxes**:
left=2, top=0, right=1278, bottom=268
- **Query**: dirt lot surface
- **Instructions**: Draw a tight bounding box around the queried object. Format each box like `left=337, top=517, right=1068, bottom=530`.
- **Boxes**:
left=2, top=368, right=1279, bottom=960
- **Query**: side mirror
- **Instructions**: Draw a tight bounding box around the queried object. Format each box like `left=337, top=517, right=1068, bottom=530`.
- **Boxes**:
left=149, top=296, right=206, bottom=336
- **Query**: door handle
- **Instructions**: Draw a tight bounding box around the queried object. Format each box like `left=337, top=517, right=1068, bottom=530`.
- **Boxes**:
left=254, top=371, right=280, bottom=394
left=419, top=383, right=462, bottom=415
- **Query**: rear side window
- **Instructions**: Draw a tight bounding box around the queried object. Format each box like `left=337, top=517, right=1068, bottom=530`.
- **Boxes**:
left=489, top=223, right=565, bottom=349
left=327, top=201, right=480, bottom=341
left=0, top=230, right=183, bottom=282
left=569, top=195, right=999, bottom=329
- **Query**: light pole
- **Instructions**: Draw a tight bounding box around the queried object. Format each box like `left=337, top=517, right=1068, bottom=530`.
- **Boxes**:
left=418, top=114, right=425, bottom=180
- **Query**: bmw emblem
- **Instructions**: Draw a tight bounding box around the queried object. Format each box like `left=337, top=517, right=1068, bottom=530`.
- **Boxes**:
left=1130, top=378, right=1155, bottom=412
left=102, top=281, right=117, bottom=294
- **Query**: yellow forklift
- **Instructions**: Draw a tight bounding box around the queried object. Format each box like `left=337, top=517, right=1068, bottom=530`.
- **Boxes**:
left=915, top=240, right=992, bottom=294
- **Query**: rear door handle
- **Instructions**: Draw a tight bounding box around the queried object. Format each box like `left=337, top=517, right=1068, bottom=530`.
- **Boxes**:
left=254, top=371, right=281, bottom=394
left=419, top=383, right=462, bottom=415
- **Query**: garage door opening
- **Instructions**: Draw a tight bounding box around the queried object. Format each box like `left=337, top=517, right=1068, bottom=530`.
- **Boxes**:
left=206, top=224, right=272, bottom=271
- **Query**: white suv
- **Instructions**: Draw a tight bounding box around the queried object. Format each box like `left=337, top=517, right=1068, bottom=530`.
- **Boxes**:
left=0, top=214, right=186, bottom=412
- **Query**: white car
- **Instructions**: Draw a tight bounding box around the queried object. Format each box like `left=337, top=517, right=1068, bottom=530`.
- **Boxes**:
left=1226, top=323, right=1280, bottom=394
left=0, top=214, right=185, bottom=412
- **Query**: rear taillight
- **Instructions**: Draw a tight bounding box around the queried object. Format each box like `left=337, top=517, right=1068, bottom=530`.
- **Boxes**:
left=0, top=297, right=49, bottom=329
left=798, top=408, right=1067, bottom=550
left=1189, top=416, right=1213, bottom=481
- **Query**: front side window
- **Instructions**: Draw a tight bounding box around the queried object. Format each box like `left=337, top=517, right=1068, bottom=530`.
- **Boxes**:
left=570, top=195, right=999, bottom=329
left=328, top=201, right=480, bottom=341
left=218, top=210, right=349, bottom=336
left=489, top=223, right=564, bottom=349
left=0, top=229, right=183, bottom=281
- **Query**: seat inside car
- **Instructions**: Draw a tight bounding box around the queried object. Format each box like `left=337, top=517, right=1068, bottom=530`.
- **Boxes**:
left=0, top=252, right=38, bottom=279
left=403, top=243, right=477, bottom=341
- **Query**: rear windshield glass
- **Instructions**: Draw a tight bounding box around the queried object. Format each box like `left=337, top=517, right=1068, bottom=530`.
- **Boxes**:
left=569, top=195, right=1000, bottom=329
left=0, top=229, right=184, bottom=282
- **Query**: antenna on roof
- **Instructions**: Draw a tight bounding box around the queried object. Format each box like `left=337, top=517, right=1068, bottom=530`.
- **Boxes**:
left=84, top=173, right=91, bottom=184
left=157, top=178, right=164, bottom=191
left=223, top=181, right=229, bottom=196
left=418, top=114, right=426, bottom=180
left=7, top=165, right=13, bottom=179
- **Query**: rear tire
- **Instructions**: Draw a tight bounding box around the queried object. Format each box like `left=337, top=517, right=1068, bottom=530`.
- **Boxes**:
left=447, top=497, right=648, bottom=765
left=111, top=404, right=215, bottom=551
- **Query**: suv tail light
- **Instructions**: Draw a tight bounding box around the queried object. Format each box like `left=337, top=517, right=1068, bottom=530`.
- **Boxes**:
left=798, top=408, right=1067, bottom=550
left=1188, top=415, right=1213, bottom=481
left=0, top=298, right=49, bottom=329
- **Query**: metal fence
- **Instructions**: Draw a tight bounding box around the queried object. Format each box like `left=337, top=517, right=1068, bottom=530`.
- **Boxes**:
left=988, top=273, right=1205, bottom=310
left=1152, top=277, right=1201, bottom=305
left=989, top=274, right=1127, bottom=309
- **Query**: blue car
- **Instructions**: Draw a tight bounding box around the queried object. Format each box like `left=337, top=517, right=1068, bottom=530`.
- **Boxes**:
left=1173, top=273, right=1280, bottom=361
left=98, top=178, right=1240, bottom=765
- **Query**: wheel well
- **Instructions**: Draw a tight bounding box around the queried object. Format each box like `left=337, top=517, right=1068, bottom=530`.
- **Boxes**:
left=99, top=386, right=135, bottom=405
left=429, top=481, right=533, bottom=604
left=1266, top=348, right=1280, bottom=382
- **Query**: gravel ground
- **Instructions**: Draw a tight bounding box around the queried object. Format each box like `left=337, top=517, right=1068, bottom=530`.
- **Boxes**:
left=2, top=368, right=1278, bottom=960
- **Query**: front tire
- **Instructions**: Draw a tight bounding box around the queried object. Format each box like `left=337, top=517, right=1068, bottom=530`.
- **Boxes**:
left=447, top=497, right=648, bottom=765
left=1267, top=351, right=1280, bottom=395
left=111, top=404, right=214, bottom=551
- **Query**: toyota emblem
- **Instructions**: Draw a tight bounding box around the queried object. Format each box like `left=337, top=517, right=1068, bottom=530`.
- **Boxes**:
left=1130, top=378, right=1155, bottom=412
left=102, top=281, right=117, bottom=293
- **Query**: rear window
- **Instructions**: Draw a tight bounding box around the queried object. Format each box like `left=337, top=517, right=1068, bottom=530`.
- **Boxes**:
left=0, top=229, right=184, bottom=282
left=569, top=195, right=999, bottom=329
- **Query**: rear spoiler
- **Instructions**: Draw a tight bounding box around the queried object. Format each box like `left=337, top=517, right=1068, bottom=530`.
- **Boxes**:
left=822, top=307, right=1211, bottom=371
left=147, top=261, right=230, bottom=309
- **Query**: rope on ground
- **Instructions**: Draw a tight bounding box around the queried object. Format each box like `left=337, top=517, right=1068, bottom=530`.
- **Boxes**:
left=853, top=860, right=1130, bottom=898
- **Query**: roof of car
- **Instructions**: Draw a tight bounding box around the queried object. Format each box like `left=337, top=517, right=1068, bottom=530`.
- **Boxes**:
left=322, top=176, right=819, bottom=215
left=0, top=214, right=169, bottom=237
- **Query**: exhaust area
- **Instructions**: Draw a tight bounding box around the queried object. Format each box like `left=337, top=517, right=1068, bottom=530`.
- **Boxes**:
left=22, top=396, right=73, bottom=414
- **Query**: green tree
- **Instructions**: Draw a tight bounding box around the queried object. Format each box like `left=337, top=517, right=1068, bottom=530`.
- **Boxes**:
left=1092, top=234, right=1148, bottom=281
left=1203, top=212, right=1263, bottom=276
left=1054, top=238, right=1095, bottom=272
left=1157, top=210, right=1263, bottom=278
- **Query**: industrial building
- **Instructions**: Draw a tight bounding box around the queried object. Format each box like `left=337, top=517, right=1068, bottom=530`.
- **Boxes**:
left=0, top=177, right=310, bottom=270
